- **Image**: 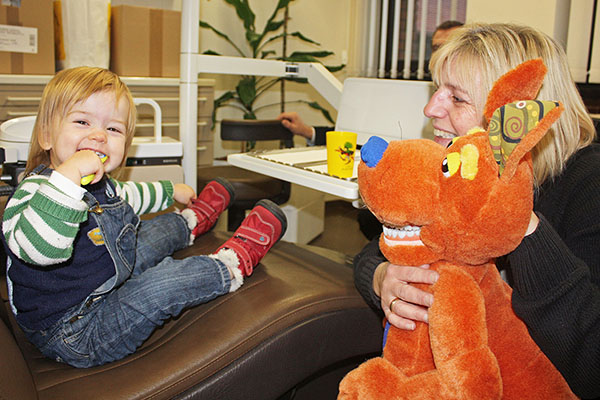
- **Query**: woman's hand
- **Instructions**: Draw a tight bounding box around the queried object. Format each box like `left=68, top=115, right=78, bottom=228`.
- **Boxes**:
left=374, top=262, right=439, bottom=330
left=173, top=183, right=196, bottom=205
left=277, top=111, right=314, bottom=140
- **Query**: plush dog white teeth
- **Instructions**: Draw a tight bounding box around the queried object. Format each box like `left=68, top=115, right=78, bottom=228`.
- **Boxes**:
left=383, top=225, right=422, bottom=238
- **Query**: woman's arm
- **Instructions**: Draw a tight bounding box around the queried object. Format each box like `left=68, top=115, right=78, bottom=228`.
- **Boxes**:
left=510, top=213, right=600, bottom=398
left=353, top=237, right=386, bottom=312
left=509, top=152, right=600, bottom=399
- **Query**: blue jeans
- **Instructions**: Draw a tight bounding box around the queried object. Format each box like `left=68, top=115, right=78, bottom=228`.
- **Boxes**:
left=23, top=212, right=232, bottom=368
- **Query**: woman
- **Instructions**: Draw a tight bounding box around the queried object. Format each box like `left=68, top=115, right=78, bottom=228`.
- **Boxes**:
left=354, top=23, right=600, bottom=398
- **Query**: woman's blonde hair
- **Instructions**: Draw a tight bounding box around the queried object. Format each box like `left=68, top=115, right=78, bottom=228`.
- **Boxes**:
left=26, top=66, right=136, bottom=175
left=430, top=22, right=596, bottom=186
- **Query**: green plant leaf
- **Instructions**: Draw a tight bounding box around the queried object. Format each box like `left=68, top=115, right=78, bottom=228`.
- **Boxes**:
left=306, top=101, right=335, bottom=124
left=283, top=54, right=318, bottom=63
left=246, top=30, right=262, bottom=51
left=264, top=19, right=285, bottom=35
left=289, top=31, right=320, bottom=45
left=202, top=50, right=222, bottom=56
left=276, top=0, right=293, bottom=9
left=261, top=50, right=277, bottom=58
left=215, top=91, right=235, bottom=105
left=253, top=0, right=290, bottom=56
left=199, top=20, right=246, bottom=57
left=326, top=64, right=346, bottom=72
left=256, top=78, right=282, bottom=97
left=237, top=77, right=257, bottom=108
left=203, top=0, right=343, bottom=124
left=224, top=0, right=255, bottom=30
left=289, top=50, right=334, bottom=59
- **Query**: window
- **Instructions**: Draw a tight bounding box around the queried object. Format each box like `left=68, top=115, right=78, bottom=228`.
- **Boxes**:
left=362, top=0, right=466, bottom=80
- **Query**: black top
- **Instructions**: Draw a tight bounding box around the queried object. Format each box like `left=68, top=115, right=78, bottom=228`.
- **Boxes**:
left=353, top=144, right=600, bottom=399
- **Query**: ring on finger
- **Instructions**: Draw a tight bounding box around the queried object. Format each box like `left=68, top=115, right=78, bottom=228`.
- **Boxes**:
left=389, top=297, right=401, bottom=312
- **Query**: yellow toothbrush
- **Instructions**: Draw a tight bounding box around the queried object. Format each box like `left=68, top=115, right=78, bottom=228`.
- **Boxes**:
left=81, top=152, right=108, bottom=185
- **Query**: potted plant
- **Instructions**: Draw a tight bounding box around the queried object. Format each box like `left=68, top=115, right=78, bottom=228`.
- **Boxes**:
left=200, top=0, right=344, bottom=150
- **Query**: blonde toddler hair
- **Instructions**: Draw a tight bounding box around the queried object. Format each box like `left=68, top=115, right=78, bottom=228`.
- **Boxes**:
left=26, top=67, right=136, bottom=176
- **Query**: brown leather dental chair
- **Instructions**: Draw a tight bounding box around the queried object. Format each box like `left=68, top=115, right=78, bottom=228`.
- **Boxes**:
left=0, top=230, right=383, bottom=400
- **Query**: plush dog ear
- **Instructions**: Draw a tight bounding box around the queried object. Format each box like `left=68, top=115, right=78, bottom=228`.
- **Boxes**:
left=496, top=101, right=563, bottom=181
left=488, top=100, right=563, bottom=179
left=482, top=58, right=564, bottom=180
left=483, top=59, right=546, bottom=122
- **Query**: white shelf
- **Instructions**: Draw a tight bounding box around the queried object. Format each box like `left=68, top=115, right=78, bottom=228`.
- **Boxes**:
left=227, top=147, right=359, bottom=200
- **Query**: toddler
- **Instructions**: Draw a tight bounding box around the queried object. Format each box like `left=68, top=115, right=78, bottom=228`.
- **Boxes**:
left=1, top=66, right=287, bottom=368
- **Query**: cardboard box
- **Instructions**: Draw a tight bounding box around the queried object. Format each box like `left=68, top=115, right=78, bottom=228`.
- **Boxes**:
left=0, top=0, right=55, bottom=74
left=111, top=5, right=180, bottom=78
left=280, top=186, right=325, bottom=244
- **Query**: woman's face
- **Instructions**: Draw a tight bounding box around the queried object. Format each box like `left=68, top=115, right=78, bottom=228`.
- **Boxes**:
left=424, top=64, right=481, bottom=147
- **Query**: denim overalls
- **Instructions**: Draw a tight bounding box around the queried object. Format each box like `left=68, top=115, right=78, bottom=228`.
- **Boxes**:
left=15, top=167, right=232, bottom=367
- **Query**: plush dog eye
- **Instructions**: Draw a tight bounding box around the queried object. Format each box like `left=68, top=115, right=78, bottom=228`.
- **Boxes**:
left=442, top=158, right=450, bottom=177
left=442, top=152, right=461, bottom=178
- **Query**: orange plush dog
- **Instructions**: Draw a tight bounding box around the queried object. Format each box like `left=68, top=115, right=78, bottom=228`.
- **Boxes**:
left=338, top=59, right=576, bottom=399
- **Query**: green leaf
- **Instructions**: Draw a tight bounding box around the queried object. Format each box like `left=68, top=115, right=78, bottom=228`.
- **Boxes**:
left=259, top=33, right=284, bottom=50
left=289, top=31, right=320, bottom=45
left=237, top=77, right=257, bottom=108
left=261, top=50, right=277, bottom=59
left=283, top=54, right=319, bottom=63
left=326, top=64, right=346, bottom=72
left=264, top=19, right=285, bottom=35
left=224, top=0, right=255, bottom=31
left=246, top=30, right=262, bottom=51
left=215, top=91, right=235, bottom=106
left=306, top=101, right=334, bottom=124
left=289, top=50, right=334, bottom=59
left=253, top=0, right=289, bottom=56
left=199, top=20, right=246, bottom=57
left=256, top=77, right=282, bottom=97
left=276, top=0, right=293, bottom=9
left=202, top=50, right=222, bottom=56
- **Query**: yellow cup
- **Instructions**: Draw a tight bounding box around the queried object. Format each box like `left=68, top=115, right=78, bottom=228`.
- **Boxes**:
left=326, top=131, right=357, bottom=178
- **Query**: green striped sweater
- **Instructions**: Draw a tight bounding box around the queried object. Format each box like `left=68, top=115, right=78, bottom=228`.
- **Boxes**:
left=2, top=173, right=174, bottom=266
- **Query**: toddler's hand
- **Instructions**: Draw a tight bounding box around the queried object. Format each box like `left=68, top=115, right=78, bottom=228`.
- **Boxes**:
left=173, top=183, right=196, bottom=205
left=56, top=150, right=106, bottom=186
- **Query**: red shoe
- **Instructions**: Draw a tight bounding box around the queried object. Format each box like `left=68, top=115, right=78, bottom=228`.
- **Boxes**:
left=215, top=199, right=287, bottom=277
left=187, top=177, right=235, bottom=236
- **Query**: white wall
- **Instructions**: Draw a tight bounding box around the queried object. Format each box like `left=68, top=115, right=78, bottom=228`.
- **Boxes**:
left=466, top=0, right=600, bottom=84
left=466, top=0, right=570, bottom=43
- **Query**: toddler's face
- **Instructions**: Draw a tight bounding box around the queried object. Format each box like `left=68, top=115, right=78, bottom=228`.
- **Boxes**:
left=44, top=90, right=130, bottom=172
